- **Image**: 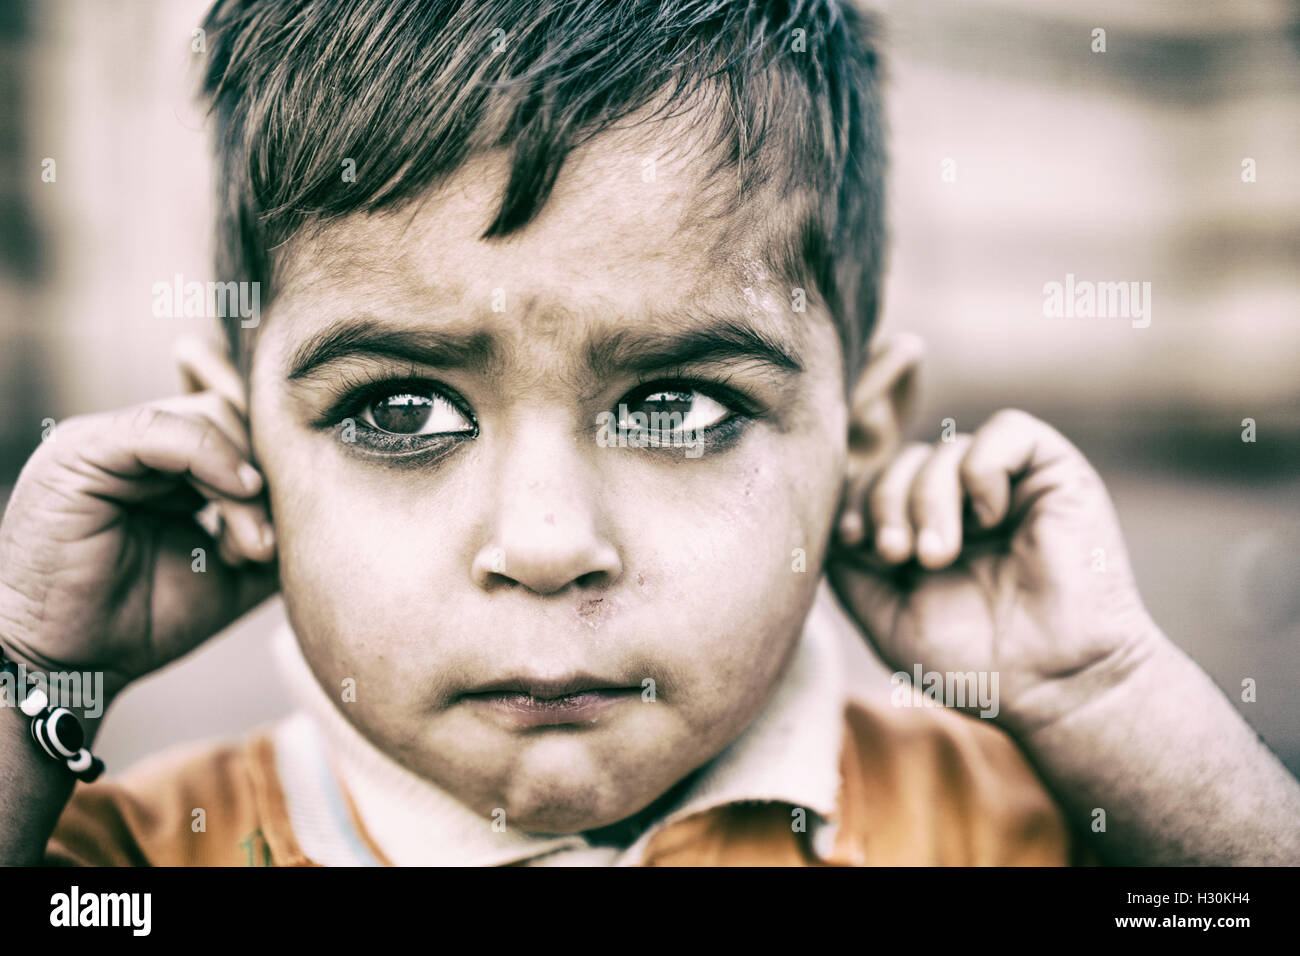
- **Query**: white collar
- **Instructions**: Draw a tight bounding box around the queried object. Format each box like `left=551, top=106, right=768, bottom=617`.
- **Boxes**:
left=271, top=581, right=851, bottom=866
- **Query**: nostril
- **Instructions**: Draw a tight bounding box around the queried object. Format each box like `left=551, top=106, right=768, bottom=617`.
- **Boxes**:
left=472, top=558, right=619, bottom=596
left=478, top=569, right=514, bottom=593
left=470, top=530, right=622, bottom=595
left=574, top=569, right=612, bottom=589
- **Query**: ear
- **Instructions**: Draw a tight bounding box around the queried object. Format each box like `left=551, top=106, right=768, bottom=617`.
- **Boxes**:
left=845, top=332, right=924, bottom=480
left=173, top=334, right=248, bottom=416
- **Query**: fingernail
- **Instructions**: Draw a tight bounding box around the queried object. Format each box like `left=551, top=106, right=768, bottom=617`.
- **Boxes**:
left=260, top=523, right=275, bottom=551
left=917, top=528, right=945, bottom=562
left=877, top=526, right=908, bottom=558
left=238, top=463, right=262, bottom=492
left=840, top=511, right=864, bottom=545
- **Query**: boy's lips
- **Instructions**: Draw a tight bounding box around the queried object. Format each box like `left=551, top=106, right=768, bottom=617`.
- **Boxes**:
left=458, top=675, right=643, bottom=729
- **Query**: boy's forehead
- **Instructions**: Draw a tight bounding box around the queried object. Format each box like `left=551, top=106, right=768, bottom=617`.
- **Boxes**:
left=269, top=117, right=815, bottom=363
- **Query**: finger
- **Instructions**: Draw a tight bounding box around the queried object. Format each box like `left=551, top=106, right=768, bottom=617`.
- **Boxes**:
left=157, top=394, right=269, bottom=562
left=212, top=497, right=275, bottom=564
left=959, top=408, right=1080, bottom=527
left=211, top=509, right=272, bottom=567
left=836, top=466, right=874, bottom=547
left=183, top=476, right=274, bottom=563
left=908, top=434, right=973, bottom=569
left=118, top=410, right=268, bottom=564
left=76, top=405, right=263, bottom=503
left=124, top=469, right=272, bottom=565
left=195, top=504, right=242, bottom=568
left=224, top=499, right=274, bottom=562
left=959, top=433, right=1010, bottom=529
left=112, top=474, right=209, bottom=510
left=153, top=391, right=251, bottom=459
left=217, top=521, right=245, bottom=567
left=866, top=442, right=932, bottom=563
left=174, top=334, right=247, bottom=416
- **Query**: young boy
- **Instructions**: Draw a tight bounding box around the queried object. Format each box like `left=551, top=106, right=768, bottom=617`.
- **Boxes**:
left=1, top=0, right=1297, bottom=866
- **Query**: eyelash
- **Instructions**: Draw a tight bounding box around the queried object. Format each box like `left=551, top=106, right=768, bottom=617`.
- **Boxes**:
left=313, top=372, right=469, bottom=459
left=318, top=371, right=761, bottom=459
left=620, top=374, right=758, bottom=449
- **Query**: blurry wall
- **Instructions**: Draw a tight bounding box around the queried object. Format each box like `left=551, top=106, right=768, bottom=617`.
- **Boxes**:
left=1, top=0, right=1298, bottom=774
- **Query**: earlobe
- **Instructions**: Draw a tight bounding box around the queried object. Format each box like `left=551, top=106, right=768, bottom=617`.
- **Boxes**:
left=845, top=332, right=924, bottom=478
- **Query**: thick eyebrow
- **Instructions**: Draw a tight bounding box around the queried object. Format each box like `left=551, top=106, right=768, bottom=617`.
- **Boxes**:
left=587, top=316, right=804, bottom=378
left=286, top=313, right=803, bottom=382
left=287, top=319, right=496, bottom=380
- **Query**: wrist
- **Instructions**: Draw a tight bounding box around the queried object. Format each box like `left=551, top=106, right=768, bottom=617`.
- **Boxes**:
left=0, top=642, right=109, bottom=782
left=0, top=643, right=119, bottom=720
left=1001, top=611, right=1170, bottom=741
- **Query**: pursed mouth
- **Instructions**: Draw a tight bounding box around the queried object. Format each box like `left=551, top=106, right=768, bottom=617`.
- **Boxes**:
left=458, top=675, right=641, bottom=701
left=464, top=687, right=640, bottom=710
left=456, top=677, right=644, bottom=727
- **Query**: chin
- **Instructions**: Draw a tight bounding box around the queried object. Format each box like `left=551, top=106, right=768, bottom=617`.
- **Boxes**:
left=500, top=779, right=627, bottom=834
left=494, top=740, right=667, bottom=834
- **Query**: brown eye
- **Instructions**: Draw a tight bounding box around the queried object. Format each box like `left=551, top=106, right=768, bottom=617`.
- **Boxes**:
left=618, top=388, right=730, bottom=434
left=363, top=391, right=473, bottom=435
left=637, top=389, right=693, bottom=419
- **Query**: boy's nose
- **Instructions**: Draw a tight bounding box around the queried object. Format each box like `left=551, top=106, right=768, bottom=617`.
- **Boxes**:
left=470, top=419, right=623, bottom=596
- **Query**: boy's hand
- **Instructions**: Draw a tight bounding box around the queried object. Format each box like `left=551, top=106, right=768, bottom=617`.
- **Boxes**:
left=0, top=336, right=277, bottom=702
left=828, top=409, right=1161, bottom=737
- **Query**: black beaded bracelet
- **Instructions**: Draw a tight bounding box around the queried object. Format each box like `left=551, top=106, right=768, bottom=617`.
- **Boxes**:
left=0, top=645, right=104, bottom=783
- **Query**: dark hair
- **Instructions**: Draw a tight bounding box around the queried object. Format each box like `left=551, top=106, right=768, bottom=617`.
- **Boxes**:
left=199, top=0, right=887, bottom=378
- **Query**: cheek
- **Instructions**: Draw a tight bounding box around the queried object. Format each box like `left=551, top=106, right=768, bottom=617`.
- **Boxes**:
left=619, top=431, right=844, bottom=715
left=256, top=422, right=474, bottom=708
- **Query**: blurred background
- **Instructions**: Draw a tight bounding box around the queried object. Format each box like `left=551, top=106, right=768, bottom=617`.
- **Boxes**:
left=1, top=0, right=1298, bottom=775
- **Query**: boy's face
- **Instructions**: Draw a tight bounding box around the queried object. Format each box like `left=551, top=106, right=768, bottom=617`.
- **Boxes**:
left=248, top=120, right=850, bottom=833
